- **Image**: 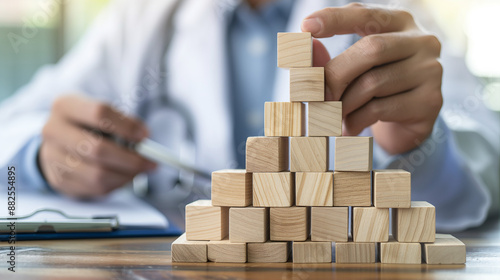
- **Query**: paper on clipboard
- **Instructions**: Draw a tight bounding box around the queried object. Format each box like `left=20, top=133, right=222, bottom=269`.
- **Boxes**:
left=0, top=189, right=168, bottom=230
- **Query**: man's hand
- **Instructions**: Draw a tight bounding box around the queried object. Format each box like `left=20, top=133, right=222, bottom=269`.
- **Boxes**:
left=302, top=3, right=443, bottom=155
left=39, top=94, right=156, bottom=198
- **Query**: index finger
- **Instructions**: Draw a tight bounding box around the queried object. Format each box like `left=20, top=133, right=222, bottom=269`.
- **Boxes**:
left=53, top=94, right=148, bottom=142
left=301, top=3, right=415, bottom=38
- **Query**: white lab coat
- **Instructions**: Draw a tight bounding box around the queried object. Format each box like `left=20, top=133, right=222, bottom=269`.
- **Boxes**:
left=0, top=0, right=498, bottom=230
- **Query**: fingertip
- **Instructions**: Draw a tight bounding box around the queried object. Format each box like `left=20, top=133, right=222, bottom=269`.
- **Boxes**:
left=301, top=17, right=323, bottom=36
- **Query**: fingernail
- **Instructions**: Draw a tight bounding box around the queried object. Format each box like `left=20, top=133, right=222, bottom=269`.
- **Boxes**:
left=301, top=18, right=322, bottom=34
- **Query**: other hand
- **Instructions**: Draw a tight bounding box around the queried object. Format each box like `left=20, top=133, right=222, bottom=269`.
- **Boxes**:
left=39, top=94, right=156, bottom=198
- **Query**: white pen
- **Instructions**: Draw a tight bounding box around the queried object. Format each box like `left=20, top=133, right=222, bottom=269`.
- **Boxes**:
left=134, top=138, right=212, bottom=179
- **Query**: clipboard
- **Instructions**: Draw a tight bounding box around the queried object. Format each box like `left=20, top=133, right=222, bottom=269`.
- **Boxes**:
left=0, top=209, right=120, bottom=233
left=0, top=190, right=183, bottom=240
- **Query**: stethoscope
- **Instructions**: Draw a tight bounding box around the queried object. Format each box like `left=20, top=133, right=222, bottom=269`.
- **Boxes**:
left=130, top=0, right=213, bottom=201
left=130, top=0, right=361, bottom=199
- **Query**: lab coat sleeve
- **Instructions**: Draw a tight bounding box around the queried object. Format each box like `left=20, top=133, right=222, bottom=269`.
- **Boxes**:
left=2, top=136, right=51, bottom=192
left=372, top=47, right=499, bottom=232
left=373, top=117, right=492, bottom=232
left=0, top=0, right=132, bottom=188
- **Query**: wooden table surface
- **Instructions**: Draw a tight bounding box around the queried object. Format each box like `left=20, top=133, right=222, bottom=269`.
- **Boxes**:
left=1, top=218, right=499, bottom=280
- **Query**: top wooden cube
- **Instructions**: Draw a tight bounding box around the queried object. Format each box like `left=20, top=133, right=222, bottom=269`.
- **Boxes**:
left=277, top=32, right=312, bottom=68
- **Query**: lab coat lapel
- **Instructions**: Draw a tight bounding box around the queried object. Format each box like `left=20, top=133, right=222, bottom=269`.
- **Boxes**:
left=166, top=0, right=236, bottom=171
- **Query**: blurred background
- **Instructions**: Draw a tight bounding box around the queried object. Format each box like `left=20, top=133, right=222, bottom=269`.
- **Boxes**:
left=0, top=0, right=499, bottom=112
left=0, top=0, right=109, bottom=101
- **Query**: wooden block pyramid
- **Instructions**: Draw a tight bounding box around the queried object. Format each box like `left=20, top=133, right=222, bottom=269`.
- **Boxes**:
left=172, top=32, right=466, bottom=265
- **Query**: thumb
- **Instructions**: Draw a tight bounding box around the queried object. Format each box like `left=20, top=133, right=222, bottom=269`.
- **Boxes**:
left=312, top=39, right=330, bottom=67
left=312, top=39, right=334, bottom=100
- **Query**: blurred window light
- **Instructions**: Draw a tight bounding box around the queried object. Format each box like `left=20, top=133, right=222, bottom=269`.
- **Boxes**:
left=424, top=0, right=500, bottom=111
left=0, top=0, right=109, bottom=102
left=465, top=2, right=500, bottom=78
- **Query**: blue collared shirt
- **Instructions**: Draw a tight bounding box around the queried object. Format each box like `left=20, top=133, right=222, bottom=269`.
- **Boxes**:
left=227, top=0, right=294, bottom=168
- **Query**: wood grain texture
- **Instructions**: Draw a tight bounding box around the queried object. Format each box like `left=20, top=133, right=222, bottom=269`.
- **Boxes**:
left=253, top=172, right=294, bottom=207
left=207, top=239, right=246, bottom=263
left=172, top=233, right=207, bottom=263
left=185, top=200, right=229, bottom=241
left=211, top=169, right=252, bottom=207
left=334, top=137, right=373, bottom=171
left=335, top=242, right=376, bottom=264
left=333, top=171, right=371, bottom=206
left=247, top=242, right=290, bottom=263
left=290, top=67, right=324, bottom=101
left=277, top=32, right=312, bottom=68
left=352, top=207, right=389, bottom=242
left=229, top=207, right=269, bottom=243
left=270, top=207, right=309, bottom=241
left=423, top=234, right=466, bottom=264
left=293, top=241, right=332, bottom=263
left=373, top=169, right=411, bottom=208
left=311, top=207, right=348, bottom=242
left=290, top=137, right=328, bottom=172
left=296, top=172, right=333, bottom=206
left=265, top=102, right=305, bottom=137
left=380, top=236, right=421, bottom=264
left=10, top=218, right=500, bottom=278
left=246, top=137, right=289, bottom=172
left=392, top=201, right=436, bottom=243
left=308, top=101, right=342, bottom=137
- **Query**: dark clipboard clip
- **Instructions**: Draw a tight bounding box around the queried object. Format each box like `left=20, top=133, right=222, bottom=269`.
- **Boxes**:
left=0, top=209, right=120, bottom=233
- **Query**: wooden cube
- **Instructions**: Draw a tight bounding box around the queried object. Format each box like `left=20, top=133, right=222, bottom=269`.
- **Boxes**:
left=172, top=233, right=207, bottom=263
left=270, top=207, right=309, bottom=241
left=423, top=234, right=466, bottom=264
left=380, top=236, right=421, bottom=264
left=253, top=172, right=294, bottom=207
left=277, top=32, right=312, bottom=68
left=373, top=169, right=411, bottom=208
left=335, top=242, right=376, bottom=264
left=311, top=207, right=348, bottom=242
left=211, top=169, right=252, bottom=207
left=265, top=102, right=305, bottom=137
left=207, top=239, right=246, bottom=263
left=247, top=242, right=290, bottom=263
left=392, top=201, right=436, bottom=243
left=290, top=137, right=328, bottom=172
left=296, top=172, right=333, bottom=206
left=229, top=207, right=268, bottom=243
left=334, top=137, right=373, bottom=171
left=290, top=67, right=324, bottom=101
left=293, top=241, right=332, bottom=263
left=352, top=207, right=389, bottom=242
left=308, top=101, right=342, bottom=137
left=333, top=171, right=371, bottom=206
left=246, top=137, right=288, bottom=172
left=185, top=200, right=228, bottom=241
